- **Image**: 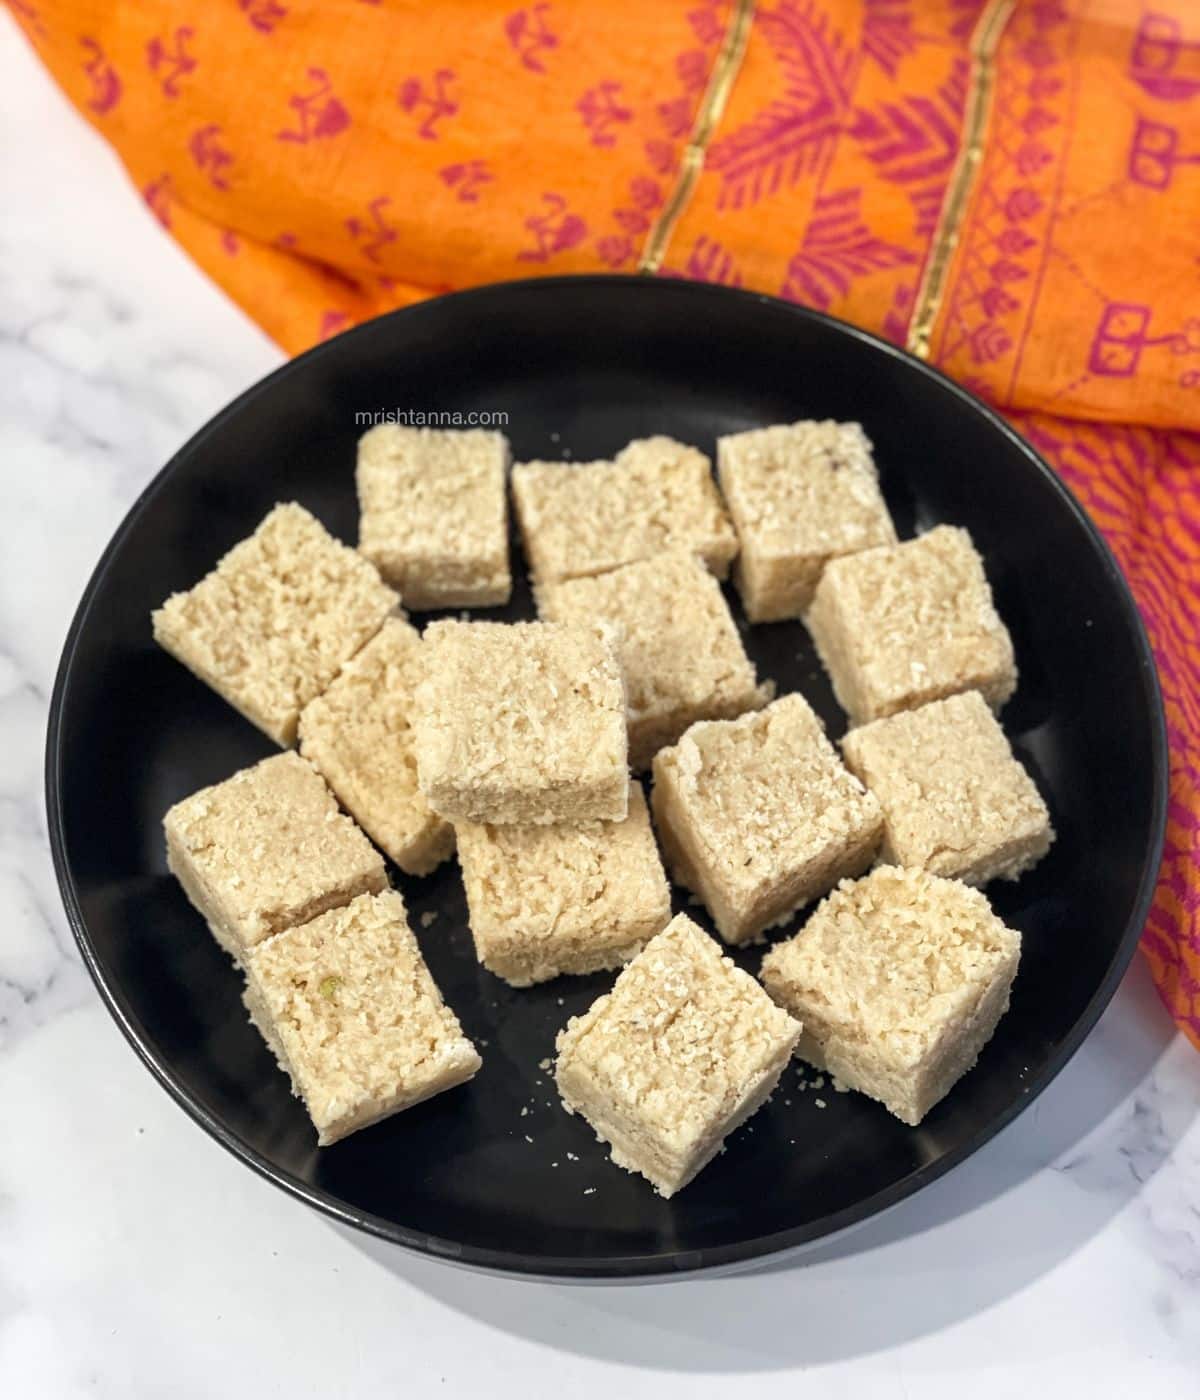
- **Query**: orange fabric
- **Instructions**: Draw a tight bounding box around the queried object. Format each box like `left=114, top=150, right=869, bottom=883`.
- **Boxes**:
left=12, top=0, right=1200, bottom=1045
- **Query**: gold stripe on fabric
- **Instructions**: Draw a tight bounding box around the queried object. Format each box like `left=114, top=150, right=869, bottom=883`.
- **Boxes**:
left=907, top=0, right=1017, bottom=359
left=638, top=0, right=757, bottom=275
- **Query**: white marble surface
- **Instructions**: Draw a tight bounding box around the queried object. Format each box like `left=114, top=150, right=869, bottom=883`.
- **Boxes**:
left=2, top=17, right=1198, bottom=1397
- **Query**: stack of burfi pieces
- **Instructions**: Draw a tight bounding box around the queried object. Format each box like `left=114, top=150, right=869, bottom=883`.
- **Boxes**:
left=154, top=492, right=493, bottom=1146
left=149, top=415, right=1055, bottom=1199
left=424, top=432, right=776, bottom=995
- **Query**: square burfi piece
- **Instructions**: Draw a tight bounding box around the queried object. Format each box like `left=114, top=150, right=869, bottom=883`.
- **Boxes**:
left=717, top=420, right=896, bottom=621
left=413, top=620, right=628, bottom=825
left=555, top=913, right=800, bottom=1196
left=457, top=783, right=671, bottom=987
left=153, top=502, right=398, bottom=745
left=512, top=435, right=738, bottom=586
left=163, top=751, right=387, bottom=958
left=760, top=867, right=1021, bottom=1126
left=243, top=890, right=481, bottom=1145
left=356, top=425, right=511, bottom=608
left=651, top=694, right=883, bottom=945
left=298, top=617, right=453, bottom=876
left=805, top=524, right=1017, bottom=726
left=537, top=552, right=772, bottom=770
left=841, top=690, right=1054, bottom=885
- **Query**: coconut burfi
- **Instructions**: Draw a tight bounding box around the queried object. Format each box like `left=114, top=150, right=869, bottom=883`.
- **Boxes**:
left=512, top=435, right=738, bottom=586
left=356, top=425, right=511, bottom=608
left=555, top=914, right=800, bottom=1196
left=717, top=420, right=896, bottom=621
left=760, top=867, right=1021, bottom=1126
left=651, top=694, right=883, bottom=945
left=243, top=890, right=481, bottom=1145
left=537, top=552, right=772, bottom=770
left=841, top=691, right=1054, bottom=885
left=413, top=619, right=628, bottom=825
left=152, top=502, right=398, bottom=746
left=297, top=617, right=453, bottom=876
left=163, top=751, right=387, bottom=958
left=805, top=525, right=1016, bottom=726
left=456, top=783, right=671, bottom=986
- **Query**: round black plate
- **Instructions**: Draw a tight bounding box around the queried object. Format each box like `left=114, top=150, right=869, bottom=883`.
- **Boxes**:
left=46, top=276, right=1167, bottom=1280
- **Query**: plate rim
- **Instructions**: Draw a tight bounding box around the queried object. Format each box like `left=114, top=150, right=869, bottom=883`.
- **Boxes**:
left=44, top=274, right=1170, bottom=1281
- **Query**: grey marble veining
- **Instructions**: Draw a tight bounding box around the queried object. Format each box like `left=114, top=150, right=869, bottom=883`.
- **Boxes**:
left=0, top=14, right=1197, bottom=1397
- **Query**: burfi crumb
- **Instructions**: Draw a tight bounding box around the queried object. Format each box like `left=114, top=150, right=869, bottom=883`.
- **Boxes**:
left=420, top=911, right=438, bottom=929
left=555, top=914, right=800, bottom=1197
left=242, top=890, right=480, bottom=1145
left=356, top=425, right=511, bottom=607
left=841, top=690, right=1054, bottom=885
left=805, top=525, right=1016, bottom=725
left=538, top=552, right=772, bottom=770
left=760, top=866, right=1020, bottom=1126
left=512, top=436, right=738, bottom=586
left=164, top=751, right=386, bottom=957
left=717, top=420, right=896, bottom=621
left=414, top=620, right=628, bottom=825
left=651, top=694, right=883, bottom=944
left=153, top=502, right=398, bottom=746
left=298, top=618, right=453, bottom=876
left=456, top=783, right=671, bottom=985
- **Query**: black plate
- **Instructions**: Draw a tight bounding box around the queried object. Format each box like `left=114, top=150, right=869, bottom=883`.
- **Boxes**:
left=46, top=276, right=1167, bottom=1280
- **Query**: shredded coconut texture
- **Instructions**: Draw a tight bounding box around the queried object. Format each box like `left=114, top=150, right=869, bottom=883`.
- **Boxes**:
left=651, top=694, right=882, bottom=944
left=841, top=690, right=1053, bottom=885
left=718, top=420, right=896, bottom=621
left=414, top=619, right=629, bottom=825
left=163, top=751, right=386, bottom=956
left=298, top=617, right=454, bottom=876
left=760, top=866, right=1020, bottom=1126
left=456, top=782, right=671, bottom=986
left=512, top=436, right=738, bottom=585
left=356, top=425, right=511, bottom=607
left=244, top=889, right=481, bottom=1145
left=152, top=501, right=398, bottom=745
left=805, top=524, right=1017, bottom=725
left=555, top=914, right=800, bottom=1196
left=537, top=551, right=772, bottom=770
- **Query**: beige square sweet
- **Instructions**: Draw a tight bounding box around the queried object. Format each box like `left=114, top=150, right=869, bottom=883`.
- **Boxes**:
left=512, top=435, right=738, bottom=586
left=841, top=690, right=1054, bottom=885
left=243, top=890, right=481, bottom=1146
left=356, top=425, right=511, bottom=608
left=456, top=783, right=671, bottom=987
left=298, top=617, right=453, bottom=876
left=555, top=913, right=800, bottom=1197
left=760, top=866, right=1021, bottom=1126
left=163, top=751, right=387, bottom=958
left=805, top=524, right=1017, bottom=726
left=153, top=502, right=398, bottom=745
left=717, top=420, right=896, bottom=621
left=413, top=620, right=628, bottom=825
left=650, top=694, right=883, bottom=945
left=537, top=552, right=772, bottom=771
